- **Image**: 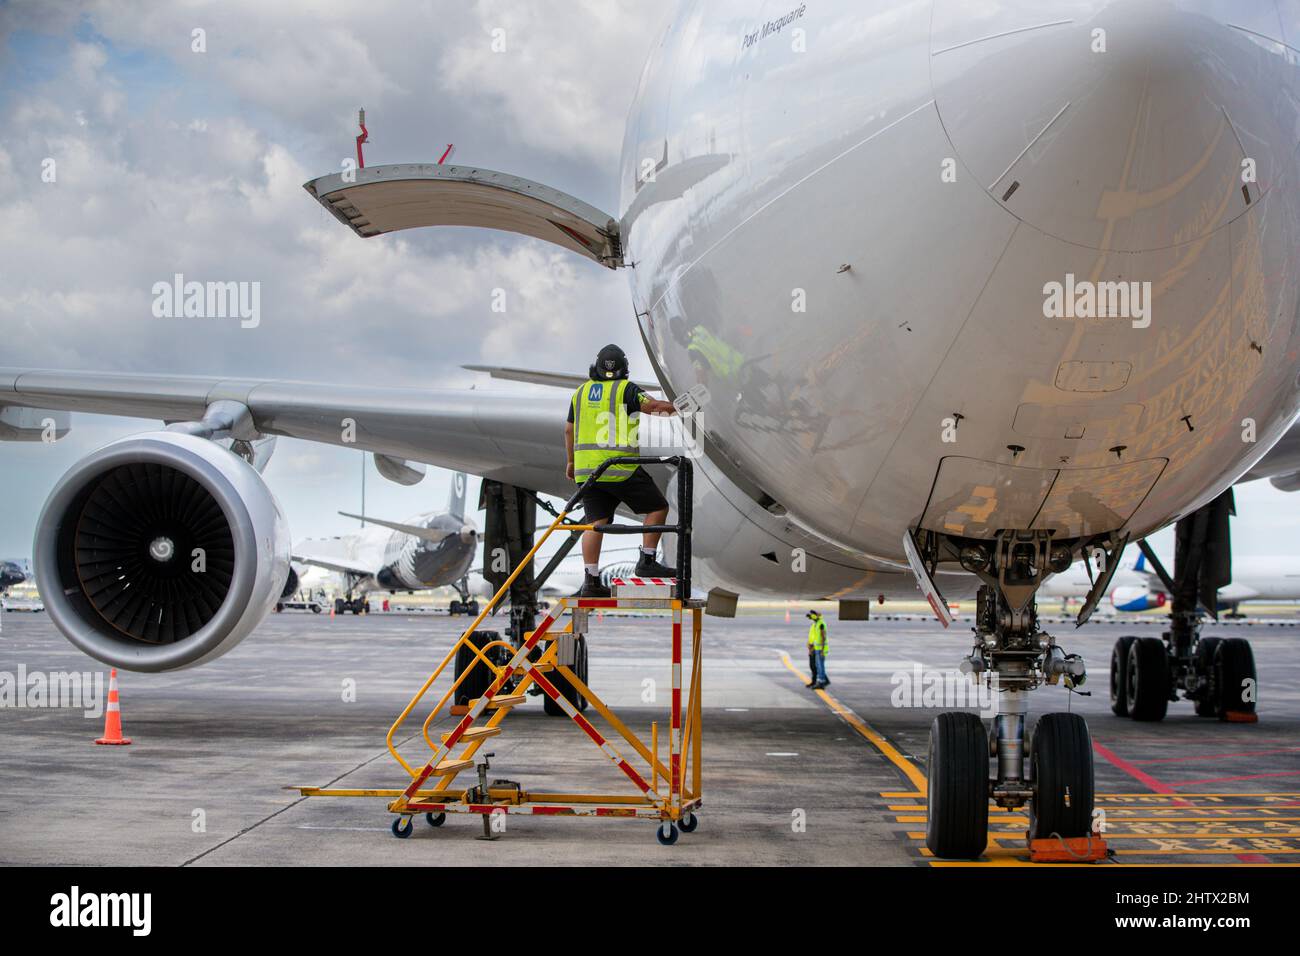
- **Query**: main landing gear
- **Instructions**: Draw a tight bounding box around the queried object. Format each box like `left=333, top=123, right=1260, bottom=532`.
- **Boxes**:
left=1108, top=491, right=1257, bottom=722
left=448, top=575, right=480, bottom=616
left=334, top=595, right=371, bottom=615
left=910, top=529, right=1115, bottom=860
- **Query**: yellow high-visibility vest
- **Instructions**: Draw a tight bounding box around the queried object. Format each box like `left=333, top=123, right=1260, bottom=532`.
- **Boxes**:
left=688, top=327, right=744, bottom=378
left=571, top=379, right=640, bottom=483
left=808, top=619, right=828, bottom=654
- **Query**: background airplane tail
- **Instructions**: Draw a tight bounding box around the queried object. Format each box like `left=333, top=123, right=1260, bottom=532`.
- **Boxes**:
left=447, top=472, right=468, bottom=522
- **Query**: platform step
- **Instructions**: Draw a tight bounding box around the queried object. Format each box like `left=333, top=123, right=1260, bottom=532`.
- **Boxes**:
left=442, top=726, right=501, bottom=743
left=482, top=693, right=527, bottom=710
left=433, top=758, right=474, bottom=776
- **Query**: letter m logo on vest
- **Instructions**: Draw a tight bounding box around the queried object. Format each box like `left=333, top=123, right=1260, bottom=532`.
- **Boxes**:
left=572, top=379, right=638, bottom=484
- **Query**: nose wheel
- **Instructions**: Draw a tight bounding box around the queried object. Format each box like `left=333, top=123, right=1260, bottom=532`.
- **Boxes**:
left=1027, top=712, right=1094, bottom=840
left=925, top=712, right=989, bottom=859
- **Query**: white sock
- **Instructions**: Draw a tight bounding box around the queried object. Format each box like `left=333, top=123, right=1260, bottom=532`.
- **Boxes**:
left=640, top=546, right=656, bottom=557
left=585, top=564, right=599, bottom=576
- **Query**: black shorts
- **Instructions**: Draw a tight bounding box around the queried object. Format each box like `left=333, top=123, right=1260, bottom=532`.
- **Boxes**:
left=577, top=467, right=669, bottom=523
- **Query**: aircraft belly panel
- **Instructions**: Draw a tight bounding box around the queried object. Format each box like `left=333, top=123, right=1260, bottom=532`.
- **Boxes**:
left=918, top=455, right=1166, bottom=540
left=1032, top=459, right=1167, bottom=538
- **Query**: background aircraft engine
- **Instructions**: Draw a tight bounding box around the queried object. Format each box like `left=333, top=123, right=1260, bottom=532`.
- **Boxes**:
left=1110, top=587, right=1166, bottom=613
left=33, top=432, right=290, bottom=672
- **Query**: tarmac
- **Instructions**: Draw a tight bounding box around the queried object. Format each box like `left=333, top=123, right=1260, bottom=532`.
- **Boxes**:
left=1, top=605, right=1297, bottom=866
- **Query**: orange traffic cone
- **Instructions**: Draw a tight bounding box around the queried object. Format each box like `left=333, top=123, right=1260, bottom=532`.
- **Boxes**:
left=95, top=669, right=132, bottom=745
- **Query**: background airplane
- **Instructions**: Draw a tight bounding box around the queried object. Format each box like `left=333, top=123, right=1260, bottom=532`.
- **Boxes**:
left=0, top=558, right=28, bottom=593
left=1043, top=552, right=1300, bottom=617
left=289, top=472, right=479, bottom=615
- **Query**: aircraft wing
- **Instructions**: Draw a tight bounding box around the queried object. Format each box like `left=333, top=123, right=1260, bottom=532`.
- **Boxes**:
left=337, top=512, right=454, bottom=543
left=1240, top=418, right=1300, bottom=491
left=290, top=551, right=375, bottom=578
left=0, top=367, right=574, bottom=499
left=463, top=365, right=661, bottom=393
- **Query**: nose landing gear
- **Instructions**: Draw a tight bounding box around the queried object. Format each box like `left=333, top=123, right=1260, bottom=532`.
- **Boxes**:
left=909, top=529, right=1116, bottom=861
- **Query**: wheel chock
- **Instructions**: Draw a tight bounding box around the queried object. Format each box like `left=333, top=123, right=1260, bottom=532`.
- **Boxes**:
left=1027, top=835, right=1112, bottom=863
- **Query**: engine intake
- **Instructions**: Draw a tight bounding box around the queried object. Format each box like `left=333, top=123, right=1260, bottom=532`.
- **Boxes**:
left=34, top=432, right=290, bottom=672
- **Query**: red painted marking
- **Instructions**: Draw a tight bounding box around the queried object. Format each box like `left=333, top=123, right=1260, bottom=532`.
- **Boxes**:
left=552, top=222, right=598, bottom=253
left=672, top=689, right=681, bottom=728
left=1171, top=771, right=1300, bottom=787
left=576, top=599, right=619, bottom=607
left=1093, top=740, right=1190, bottom=805
left=618, top=759, right=652, bottom=793
left=1132, top=747, right=1300, bottom=765
left=1236, top=853, right=1270, bottom=863
left=925, top=593, right=950, bottom=627
left=530, top=806, right=574, bottom=816
left=577, top=715, right=606, bottom=746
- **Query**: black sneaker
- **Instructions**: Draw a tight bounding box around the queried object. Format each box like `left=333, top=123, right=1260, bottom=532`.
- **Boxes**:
left=633, top=554, right=676, bottom=579
left=576, top=573, right=611, bottom=599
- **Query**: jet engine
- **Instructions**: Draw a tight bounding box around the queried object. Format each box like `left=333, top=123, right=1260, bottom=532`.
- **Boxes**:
left=32, top=432, right=290, bottom=672
left=1110, top=587, right=1166, bottom=613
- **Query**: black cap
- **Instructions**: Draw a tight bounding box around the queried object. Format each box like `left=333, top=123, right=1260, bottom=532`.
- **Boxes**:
left=591, top=344, right=629, bottom=381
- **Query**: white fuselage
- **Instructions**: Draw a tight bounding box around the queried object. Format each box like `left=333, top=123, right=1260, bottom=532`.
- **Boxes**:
left=1043, top=556, right=1300, bottom=606
left=618, top=1, right=1300, bottom=602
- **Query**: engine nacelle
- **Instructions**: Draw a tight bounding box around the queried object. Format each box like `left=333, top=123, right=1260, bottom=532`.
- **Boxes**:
left=1110, top=586, right=1166, bottom=612
left=33, top=432, right=291, bottom=672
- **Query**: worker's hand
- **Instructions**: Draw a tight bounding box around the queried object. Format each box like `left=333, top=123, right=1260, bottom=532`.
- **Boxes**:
left=565, top=460, right=574, bottom=481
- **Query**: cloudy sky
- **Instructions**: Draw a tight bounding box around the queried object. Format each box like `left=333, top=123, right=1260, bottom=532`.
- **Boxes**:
left=1, top=0, right=1297, bottom=569
left=0, top=0, right=671, bottom=561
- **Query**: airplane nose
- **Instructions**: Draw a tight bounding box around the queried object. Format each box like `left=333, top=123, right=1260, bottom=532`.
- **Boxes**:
left=931, top=1, right=1300, bottom=252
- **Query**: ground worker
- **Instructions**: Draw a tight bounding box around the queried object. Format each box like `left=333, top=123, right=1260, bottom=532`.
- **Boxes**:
left=566, top=344, right=679, bottom=598
left=806, top=610, right=829, bottom=688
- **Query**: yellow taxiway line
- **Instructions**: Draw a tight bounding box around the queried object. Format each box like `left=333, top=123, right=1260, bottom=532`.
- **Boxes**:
left=780, top=652, right=927, bottom=794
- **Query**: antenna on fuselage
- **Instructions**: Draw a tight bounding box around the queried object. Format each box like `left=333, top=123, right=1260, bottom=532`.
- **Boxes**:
left=356, top=108, right=368, bottom=169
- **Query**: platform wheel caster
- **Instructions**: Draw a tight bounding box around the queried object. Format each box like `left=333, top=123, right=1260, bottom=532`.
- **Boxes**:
left=426, top=812, right=446, bottom=828
left=391, top=816, right=413, bottom=839
left=656, top=822, right=679, bottom=846
left=678, top=812, right=699, bottom=833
